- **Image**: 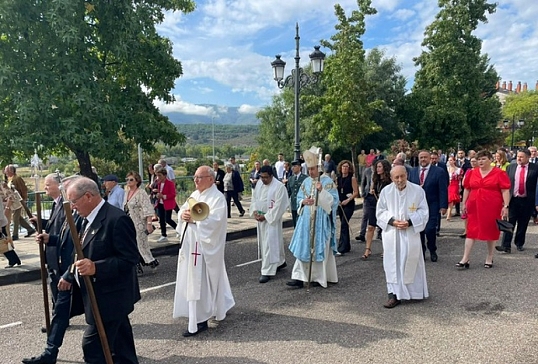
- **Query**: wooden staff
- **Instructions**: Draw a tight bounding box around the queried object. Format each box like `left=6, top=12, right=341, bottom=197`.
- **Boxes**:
left=63, top=201, right=113, bottom=364
left=35, top=193, right=51, bottom=335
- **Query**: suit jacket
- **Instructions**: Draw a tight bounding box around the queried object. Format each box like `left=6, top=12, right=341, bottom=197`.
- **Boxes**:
left=287, top=173, right=307, bottom=210
left=157, top=179, right=176, bottom=210
left=214, top=168, right=225, bottom=193
left=506, top=163, right=538, bottom=206
left=409, top=165, right=448, bottom=216
left=48, top=212, right=82, bottom=276
left=231, top=170, right=244, bottom=193
left=80, top=203, right=140, bottom=324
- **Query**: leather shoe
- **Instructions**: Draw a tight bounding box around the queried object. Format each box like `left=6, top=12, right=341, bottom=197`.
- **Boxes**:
left=495, top=246, right=511, bottom=253
left=22, top=354, right=57, bottom=364
left=286, top=279, right=304, bottom=288
left=355, top=235, right=365, bottom=242
left=258, top=275, right=270, bottom=283
left=430, top=252, right=438, bottom=262
left=535, top=253, right=538, bottom=259
left=276, top=262, right=287, bottom=271
left=5, top=262, right=21, bottom=269
left=516, top=246, right=525, bottom=252
left=383, top=298, right=401, bottom=309
left=182, top=321, right=208, bottom=337
left=459, top=234, right=467, bottom=239
left=24, top=229, right=36, bottom=238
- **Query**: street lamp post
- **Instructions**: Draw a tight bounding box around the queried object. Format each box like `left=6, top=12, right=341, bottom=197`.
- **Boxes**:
left=504, top=117, right=525, bottom=150
left=271, top=23, right=325, bottom=162
left=212, top=116, right=215, bottom=162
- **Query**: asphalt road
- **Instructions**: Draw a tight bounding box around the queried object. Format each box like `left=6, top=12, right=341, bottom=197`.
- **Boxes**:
left=2, top=214, right=538, bottom=364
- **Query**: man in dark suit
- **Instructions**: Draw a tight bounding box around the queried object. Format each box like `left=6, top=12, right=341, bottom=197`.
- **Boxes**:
left=409, top=151, right=448, bottom=262
left=287, top=159, right=307, bottom=227
left=496, top=149, right=538, bottom=253
left=528, top=146, right=538, bottom=224
left=430, top=151, right=449, bottom=233
left=213, top=162, right=225, bottom=194
left=68, top=177, right=140, bottom=364
left=23, top=176, right=85, bottom=364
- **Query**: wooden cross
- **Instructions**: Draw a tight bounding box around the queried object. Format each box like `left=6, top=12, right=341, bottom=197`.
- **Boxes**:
left=191, top=241, right=201, bottom=266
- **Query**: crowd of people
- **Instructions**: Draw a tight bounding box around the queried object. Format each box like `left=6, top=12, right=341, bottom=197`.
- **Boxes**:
left=7, top=143, right=538, bottom=362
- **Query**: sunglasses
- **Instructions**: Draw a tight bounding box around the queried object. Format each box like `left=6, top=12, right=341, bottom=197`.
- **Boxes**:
left=125, top=178, right=136, bottom=182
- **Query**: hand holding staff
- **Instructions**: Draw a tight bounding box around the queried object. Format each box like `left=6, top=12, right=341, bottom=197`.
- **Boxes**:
left=35, top=193, right=51, bottom=335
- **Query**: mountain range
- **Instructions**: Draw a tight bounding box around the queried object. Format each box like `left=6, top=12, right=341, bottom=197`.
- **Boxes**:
left=163, top=105, right=260, bottom=125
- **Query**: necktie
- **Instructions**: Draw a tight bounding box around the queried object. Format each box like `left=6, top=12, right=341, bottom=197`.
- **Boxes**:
left=420, top=168, right=426, bottom=185
left=79, top=218, right=88, bottom=240
left=50, top=201, right=56, bottom=217
left=518, top=165, right=526, bottom=196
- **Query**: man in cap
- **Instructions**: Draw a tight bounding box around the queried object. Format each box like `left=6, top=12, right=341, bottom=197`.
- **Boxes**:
left=287, top=159, right=308, bottom=227
left=102, top=174, right=124, bottom=210
left=287, top=147, right=339, bottom=288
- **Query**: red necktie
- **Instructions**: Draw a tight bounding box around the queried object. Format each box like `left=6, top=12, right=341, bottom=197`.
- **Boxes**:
left=518, top=165, right=526, bottom=196
left=420, top=168, right=426, bottom=185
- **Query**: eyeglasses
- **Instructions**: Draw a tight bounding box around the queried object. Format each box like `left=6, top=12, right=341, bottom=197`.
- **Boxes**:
left=125, top=178, right=135, bottom=182
left=193, top=175, right=210, bottom=180
left=68, top=192, right=87, bottom=205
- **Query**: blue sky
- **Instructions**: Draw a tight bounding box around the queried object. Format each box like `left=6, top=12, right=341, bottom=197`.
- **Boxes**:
left=154, top=0, right=538, bottom=117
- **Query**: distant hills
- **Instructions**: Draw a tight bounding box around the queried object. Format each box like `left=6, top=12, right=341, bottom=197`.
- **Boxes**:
left=163, top=105, right=260, bottom=125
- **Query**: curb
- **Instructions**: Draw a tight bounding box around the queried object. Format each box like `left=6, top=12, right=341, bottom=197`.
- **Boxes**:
left=0, top=202, right=362, bottom=286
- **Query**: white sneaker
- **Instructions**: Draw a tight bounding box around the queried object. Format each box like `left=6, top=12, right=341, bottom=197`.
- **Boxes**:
left=157, top=236, right=168, bottom=243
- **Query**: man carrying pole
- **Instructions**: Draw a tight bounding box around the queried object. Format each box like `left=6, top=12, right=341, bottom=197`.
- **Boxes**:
left=287, top=147, right=339, bottom=289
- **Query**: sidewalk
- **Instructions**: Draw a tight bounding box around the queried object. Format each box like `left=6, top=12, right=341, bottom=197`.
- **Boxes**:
left=0, top=197, right=363, bottom=286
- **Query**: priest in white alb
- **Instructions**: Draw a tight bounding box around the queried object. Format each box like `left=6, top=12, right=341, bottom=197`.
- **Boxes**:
left=173, top=166, right=235, bottom=337
left=250, top=165, right=289, bottom=284
left=376, top=165, right=430, bottom=308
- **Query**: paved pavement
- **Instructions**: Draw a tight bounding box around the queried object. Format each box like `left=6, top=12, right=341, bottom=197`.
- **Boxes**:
left=0, top=197, right=363, bottom=286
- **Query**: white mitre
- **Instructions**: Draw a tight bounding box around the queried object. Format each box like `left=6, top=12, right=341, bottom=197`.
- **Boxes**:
left=303, top=146, right=321, bottom=168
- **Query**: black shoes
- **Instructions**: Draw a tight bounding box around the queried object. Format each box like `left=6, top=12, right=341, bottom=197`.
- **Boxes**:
left=516, top=246, right=525, bottom=252
left=5, top=262, right=21, bottom=269
left=495, top=246, right=511, bottom=253
left=355, top=235, right=365, bottom=242
left=459, top=234, right=467, bottom=239
left=25, top=229, right=37, bottom=238
left=148, top=259, right=160, bottom=269
left=239, top=212, right=245, bottom=217
left=276, top=262, right=287, bottom=271
left=484, top=262, right=494, bottom=269
left=456, top=261, right=470, bottom=269
left=430, top=252, right=438, bottom=262
left=286, top=279, right=304, bottom=288
left=22, top=354, right=57, bottom=364
left=259, top=275, right=270, bottom=283
left=12, top=235, right=18, bottom=241
left=183, top=321, right=208, bottom=337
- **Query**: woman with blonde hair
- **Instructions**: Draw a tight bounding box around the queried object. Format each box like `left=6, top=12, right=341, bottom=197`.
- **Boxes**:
left=492, top=150, right=510, bottom=171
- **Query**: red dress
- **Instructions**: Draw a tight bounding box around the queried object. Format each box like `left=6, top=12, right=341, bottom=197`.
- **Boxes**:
left=464, top=167, right=510, bottom=240
left=447, top=168, right=461, bottom=204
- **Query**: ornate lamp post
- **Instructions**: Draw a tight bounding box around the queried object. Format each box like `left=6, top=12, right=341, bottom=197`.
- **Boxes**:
left=271, top=23, right=325, bottom=161
left=504, top=117, right=525, bottom=150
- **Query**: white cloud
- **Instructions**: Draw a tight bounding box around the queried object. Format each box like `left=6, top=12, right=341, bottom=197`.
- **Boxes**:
left=154, top=96, right=214, bottom=115
left=238, top=104, right=261, bottom=114
left=390, top=8, right=415, bottom=21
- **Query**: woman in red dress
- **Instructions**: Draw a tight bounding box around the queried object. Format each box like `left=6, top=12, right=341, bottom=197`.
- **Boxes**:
left=446, top=156, right=462, bottom=221
left=456, top=150, right=510, bottom=269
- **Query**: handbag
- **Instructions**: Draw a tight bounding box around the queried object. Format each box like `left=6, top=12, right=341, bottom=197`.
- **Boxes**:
left=496, top=219, right=514, bottom=233
left=0, top=236, right=13, bottom=254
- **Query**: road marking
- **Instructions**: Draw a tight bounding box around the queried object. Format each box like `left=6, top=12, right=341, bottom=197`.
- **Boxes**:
left=140, top=281, right=175, bottom=293
left=235, top=258, right=261, bottom=267
left=0, top=321, right=22, bottom=329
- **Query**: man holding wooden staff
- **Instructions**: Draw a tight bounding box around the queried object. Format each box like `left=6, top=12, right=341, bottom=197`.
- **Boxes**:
left=67, top=177, right=140, bottom=363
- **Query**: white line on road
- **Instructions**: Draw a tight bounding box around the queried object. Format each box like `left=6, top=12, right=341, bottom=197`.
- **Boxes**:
left=0, top=321, right=22, bottom=329
left=235, top=258, right=261, bottom=267
left=140, top=281, right=175, bottom=293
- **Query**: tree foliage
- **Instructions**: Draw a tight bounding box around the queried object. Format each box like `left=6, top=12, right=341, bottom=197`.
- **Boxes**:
left=316, top=0, right=380, bottom=160
left=502, top=91, right=538, bottom=147
left=0, top=0, right=195, bottom=178
left=408, top=0, right=501, bottom=151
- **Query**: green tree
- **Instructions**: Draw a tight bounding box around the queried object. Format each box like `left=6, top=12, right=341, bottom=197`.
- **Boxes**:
left=409, top=0, right=501, bottom=151
left=0, top=0, right=194, bottom=179
left=502, top=91, right=538, bottom=147
left=315, top=0, right=381, bottom=170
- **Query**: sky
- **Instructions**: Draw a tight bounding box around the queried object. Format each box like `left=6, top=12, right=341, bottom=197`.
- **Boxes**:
left=154, top=0, right=538, bottom=118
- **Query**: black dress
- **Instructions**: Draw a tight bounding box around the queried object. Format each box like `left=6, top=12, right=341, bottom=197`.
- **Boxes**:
left=337, top=174, right=355, bottom=254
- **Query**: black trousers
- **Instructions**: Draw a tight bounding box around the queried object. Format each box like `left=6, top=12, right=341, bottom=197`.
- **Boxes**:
left=420, top=214, right=438, bottom=253
left=502, top=197, right=534, bottom=248
left=225, top=190, right=245, bottom=218
left=82, top=316, right=138, bottom=364
left=156, top=203, right=177, bottom=236
left=44, top=285, right=72, bottom=359
left=337, top=202, right=355, bottom=253
left=291, top=210, right=298, bottom=227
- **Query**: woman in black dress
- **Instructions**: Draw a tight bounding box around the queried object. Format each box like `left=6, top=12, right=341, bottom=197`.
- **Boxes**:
left=336, top=160, right=359, bottom=255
